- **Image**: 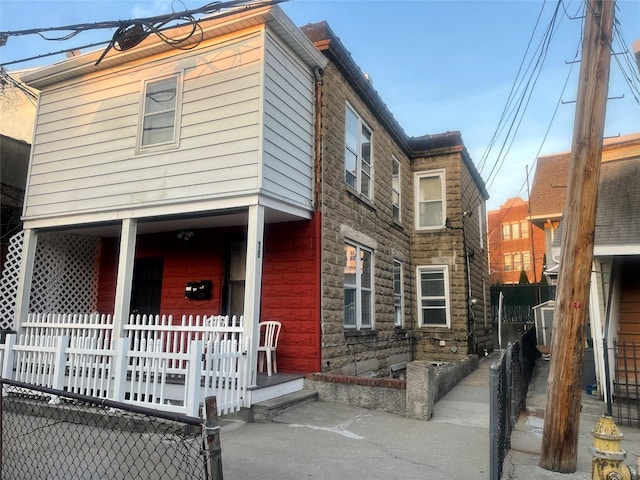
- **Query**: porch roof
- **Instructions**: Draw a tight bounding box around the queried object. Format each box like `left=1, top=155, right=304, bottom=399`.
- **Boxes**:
left=552, top=154, right=640, bottom=257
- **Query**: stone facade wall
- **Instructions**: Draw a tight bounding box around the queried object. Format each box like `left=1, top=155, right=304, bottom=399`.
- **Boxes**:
left=460, top=161, right=493, bottom=355
left=318, top=63, right=412, bottom=374
left=410, top=149, right=492, bottom=360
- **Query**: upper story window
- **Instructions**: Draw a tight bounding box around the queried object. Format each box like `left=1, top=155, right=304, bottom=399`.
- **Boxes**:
left=502, top=224, right=511, bottom=240
left=393, top=260, right=403, bottom=327
left=417, top=265, right=450, bottom=328
left=344, top=242, right=373, bottom=330
left=392, top=157, right=401, bottom=222
left=345, top=104, right=372, bottom=199
left=415, top=170, right=445, bottom=230
left=139, top=75, right=180, bottom=150
left=521, top=221, right=530, bottom=239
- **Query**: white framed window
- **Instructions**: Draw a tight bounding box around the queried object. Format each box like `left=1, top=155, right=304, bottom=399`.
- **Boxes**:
left=139, top=74, right=181, bottom=150
left=345, top=104, right=373, bottom=199
left=512, top=222, right=520, bottom=239
left=478, top=204, right=484, bottom=250
left=502, top=224, right=511, bottom=240
left=393, top=260, right=403, bottom=327
left=504, top=254, right=513, bottom=271
left=344, top=242, right=373, bottom=329
left=417, top=265, right=450, bottom=328
left=415, top=170, right=445, bottom=230
left=521, top=221, right=530, bottom=239
left=392, top=157, right=401, bottom=222
left=514, top=252, right=522, bottom=271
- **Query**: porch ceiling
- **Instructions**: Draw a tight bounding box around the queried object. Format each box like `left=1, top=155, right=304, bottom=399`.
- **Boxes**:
left=61, top=208, right=302, bottom=237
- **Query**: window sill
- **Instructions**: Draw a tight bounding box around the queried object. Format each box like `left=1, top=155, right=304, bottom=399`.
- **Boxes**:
left=344, top=329, right=378, bottom=338
left=345, top=186, right=376, bottom=211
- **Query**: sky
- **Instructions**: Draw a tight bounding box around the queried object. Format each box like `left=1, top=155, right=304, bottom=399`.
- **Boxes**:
left=1, top=0, right=639, bottom=211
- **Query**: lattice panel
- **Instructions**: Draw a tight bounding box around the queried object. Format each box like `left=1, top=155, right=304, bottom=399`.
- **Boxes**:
left=30, top=233, right=100, bottom=315
left=0, top=231, right=23, bottom=330
left=0, top=231, right=100, bottom=330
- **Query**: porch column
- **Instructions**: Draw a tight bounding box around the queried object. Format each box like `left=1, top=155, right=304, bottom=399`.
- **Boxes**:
left=13, top=228, right=38, bottom=333
left=589, top=263, right=604, bottom=398
left=113, top=218, right=138, bottom=338
left=244, top=204, right=264, bottom=387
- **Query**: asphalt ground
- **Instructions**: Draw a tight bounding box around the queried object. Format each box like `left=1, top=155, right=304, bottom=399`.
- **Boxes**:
left=218, top=354, right=496, bottom=480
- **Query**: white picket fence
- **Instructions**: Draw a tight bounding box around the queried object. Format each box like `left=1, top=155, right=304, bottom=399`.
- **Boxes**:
left=0, top=313, right=249, bottom=417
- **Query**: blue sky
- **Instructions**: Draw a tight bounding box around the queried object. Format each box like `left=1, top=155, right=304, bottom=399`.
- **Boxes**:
left=1, top=0, right=639, bottom=210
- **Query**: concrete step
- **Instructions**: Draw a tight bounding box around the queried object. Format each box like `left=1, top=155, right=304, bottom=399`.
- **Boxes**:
left=251, top=389, right=318, bottom=423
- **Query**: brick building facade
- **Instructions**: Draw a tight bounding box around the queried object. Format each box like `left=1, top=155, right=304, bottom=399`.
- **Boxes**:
left=488, top=197, right=545, bottom=285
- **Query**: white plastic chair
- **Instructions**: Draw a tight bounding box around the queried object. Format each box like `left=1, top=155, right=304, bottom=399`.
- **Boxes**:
left=257, top=321, right=281, bottom=376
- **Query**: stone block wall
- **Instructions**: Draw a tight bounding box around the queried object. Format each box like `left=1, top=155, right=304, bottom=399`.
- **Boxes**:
left=304, top=354, right=479, bottom=420
left=318, top=63, right=412, bottom=374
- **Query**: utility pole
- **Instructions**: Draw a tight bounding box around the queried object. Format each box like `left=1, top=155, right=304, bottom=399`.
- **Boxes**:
left=540, top=0, right=615, bottom=473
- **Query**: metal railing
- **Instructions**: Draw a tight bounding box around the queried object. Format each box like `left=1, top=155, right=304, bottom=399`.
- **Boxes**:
left=489, top=326, right=537, bottom=480
left=612, top=341, right=640, bottom=427
left=1, top=377, right=224, bottom=480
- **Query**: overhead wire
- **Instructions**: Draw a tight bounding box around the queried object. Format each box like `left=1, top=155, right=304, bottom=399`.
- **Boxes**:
left=455, top=0, right=575, bottom=226
left=0, top=0, right=286, bottom=67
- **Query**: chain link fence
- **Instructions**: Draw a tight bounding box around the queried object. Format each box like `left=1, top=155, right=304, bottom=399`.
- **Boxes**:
left=489, top=326, right=537, bottom=480
left=1, top=377, right=223, bottom=479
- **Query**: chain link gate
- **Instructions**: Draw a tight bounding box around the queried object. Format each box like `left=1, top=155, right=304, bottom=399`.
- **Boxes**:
left=1, top=377, right=223, bottom=479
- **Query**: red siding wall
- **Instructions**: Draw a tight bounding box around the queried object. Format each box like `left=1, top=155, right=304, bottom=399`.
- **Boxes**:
left=95, top=217, right=321, bottom=374
left=262, top=216, right=321, bottom=373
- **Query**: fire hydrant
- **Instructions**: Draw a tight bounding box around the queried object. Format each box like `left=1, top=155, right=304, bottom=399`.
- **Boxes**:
left=590, top=416, right=640, bottom=480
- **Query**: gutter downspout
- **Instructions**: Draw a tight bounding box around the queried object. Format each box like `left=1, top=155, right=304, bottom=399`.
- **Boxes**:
left=313, top=66, right=322, bottom=211
left=312, top=65, right=323, bottom=372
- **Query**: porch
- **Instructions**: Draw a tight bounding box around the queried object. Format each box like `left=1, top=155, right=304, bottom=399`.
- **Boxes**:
left=0, top=312, right=302, bottom=418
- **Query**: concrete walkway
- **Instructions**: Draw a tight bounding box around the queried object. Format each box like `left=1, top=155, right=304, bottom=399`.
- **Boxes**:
left=216, top=354, right=640, bottom=479
left=218, top=353, right=497, bottom=479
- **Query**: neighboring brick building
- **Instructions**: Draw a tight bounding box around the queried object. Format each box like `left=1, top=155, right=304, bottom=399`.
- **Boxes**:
left=488, top=197, right=545, bottom=285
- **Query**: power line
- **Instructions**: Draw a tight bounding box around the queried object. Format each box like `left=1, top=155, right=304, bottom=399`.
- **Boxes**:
left=0, top=0, right=286, bottom=67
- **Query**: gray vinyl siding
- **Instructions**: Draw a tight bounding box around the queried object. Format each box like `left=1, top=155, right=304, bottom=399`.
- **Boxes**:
left=262, top=30, right=315, bottom=209
left=24, top=26, right=316, bottom=221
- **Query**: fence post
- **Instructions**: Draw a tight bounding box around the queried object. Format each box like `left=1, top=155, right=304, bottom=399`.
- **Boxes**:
left=204, top=396, right=223, bottom=480
left=186, top=340, right=203, bottom=418
left=1, top=334, right=16, bottom=380
left=113, top=337, right=129, bottom=402
left=51, top=335, right=69, bottom=390
left=489, top=360, right=500, bottom=480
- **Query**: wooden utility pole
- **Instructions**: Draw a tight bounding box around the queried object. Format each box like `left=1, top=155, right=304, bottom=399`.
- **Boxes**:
left=540, top=0, right=615, bottom=473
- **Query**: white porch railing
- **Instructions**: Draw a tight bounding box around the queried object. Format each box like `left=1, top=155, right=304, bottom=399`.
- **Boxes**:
left=0, top=313, right=248, bottom=417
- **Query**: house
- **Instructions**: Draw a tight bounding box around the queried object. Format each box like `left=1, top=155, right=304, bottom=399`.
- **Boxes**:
left=487, top=196, right=545, bottom=285
left=0, top=3, right=490, bottom=412
left=532, top=133, right=640, bottom=419
left=0, top=70, right=37, bottom=269
left=529, top=134, right=640, bottom=284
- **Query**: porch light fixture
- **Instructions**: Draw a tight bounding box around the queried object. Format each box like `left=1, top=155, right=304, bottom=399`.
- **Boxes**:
left=176, top=230, right=194, bottom=242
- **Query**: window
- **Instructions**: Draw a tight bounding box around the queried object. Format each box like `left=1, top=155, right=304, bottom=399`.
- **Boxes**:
left=140, top=75, right=180, bottom=149
left=415, top=171, right=445, bottom=229
left=478, top=204, right=484, bottom=250
left=523, top=252, right=531, bottom=271
left=417, top=265, right=450, bottom=327
left=345, top=104, right=372, bottom=198
left=521, top=221, right=530, bottom=239
left=504, top=254, right=513, bottom=271
left=392, top=157, right=401, bottom=222
left=512, top=222, right=520, bottom=239
left=513, top=252, right=522, bottom=271
left=344, top=242, right=373, bottom=329
left=502, top=224, right=511, bottom=240
left=393, top=260, right=403, bottom=327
